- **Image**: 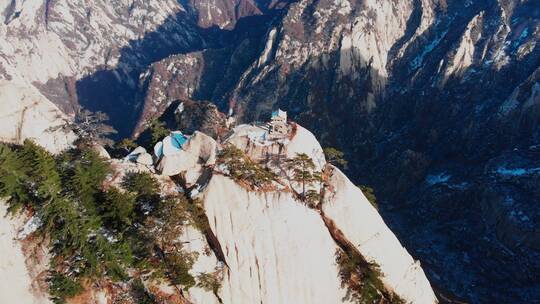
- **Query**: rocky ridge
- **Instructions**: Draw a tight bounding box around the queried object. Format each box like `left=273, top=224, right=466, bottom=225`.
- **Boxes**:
left=0, top=122, right=437, bottom=304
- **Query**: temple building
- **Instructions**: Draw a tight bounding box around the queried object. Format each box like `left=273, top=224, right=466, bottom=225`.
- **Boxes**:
left=269, top=109, right=288, bottom=136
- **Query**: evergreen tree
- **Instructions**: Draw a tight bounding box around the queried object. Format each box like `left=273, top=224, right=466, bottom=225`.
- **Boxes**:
left=98, top=187, right=136, bottom=232
left=19, top=140, right=62, bottom=204
left=286, top=153, right=320, bottom=199
left=148, top=119, right=170, bottom=146
left=53, top=108, right=117, bottom=147
left=0, top=143, right=30, bottom=213
left=323, top=147, right=348, bottom=169
left=218, top=145, right=276, bottom=187
left=67, top=149, right=110, bottom=212
left=117, top=138, right=137, bottom=153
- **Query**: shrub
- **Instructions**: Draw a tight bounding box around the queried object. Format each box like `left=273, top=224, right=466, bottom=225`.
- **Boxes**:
left=164, top=251, right=196, bottom=290
left=48, top=272, right=84, bottom=304
left=323, top=147, right=348, bottom=168
left=186, top=198, right=211, bottom=233
left=122, top=171, right=160, bottom=198
left=131, top=278, right=157, bottom=304
left=358, top=185, right=378, bottom=210
left=218, top=145, right=276, bottom=188
left=335, top=249, right=404, bottom=304
left=197, top=270, right=222, bottom=295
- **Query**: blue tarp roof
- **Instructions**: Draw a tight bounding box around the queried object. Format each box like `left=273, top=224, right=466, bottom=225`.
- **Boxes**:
left=171, top=132, right=188, bottom=148
left=160, top=131, right=189, bottom=157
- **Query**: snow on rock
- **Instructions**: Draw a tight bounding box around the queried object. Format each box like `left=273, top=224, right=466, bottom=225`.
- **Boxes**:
left=322, top=166, right=438, bottom=304
left=200, top=175, right=352, bottom=304
left=0, top=202, right=52, bottom=304
left=0, top=81, right=76, bottom=153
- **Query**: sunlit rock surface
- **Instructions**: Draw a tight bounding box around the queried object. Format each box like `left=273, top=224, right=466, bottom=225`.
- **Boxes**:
left=0, top=81, right=75, bottom=153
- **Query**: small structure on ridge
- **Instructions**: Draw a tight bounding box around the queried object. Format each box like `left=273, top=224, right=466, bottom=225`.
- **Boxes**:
left=268, top=109, right=288, bottom=137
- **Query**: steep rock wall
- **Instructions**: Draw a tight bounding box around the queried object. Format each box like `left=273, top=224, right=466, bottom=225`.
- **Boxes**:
left=201, top=175, right=352, bottom=304
left=322, top=166, right=438, bottom=304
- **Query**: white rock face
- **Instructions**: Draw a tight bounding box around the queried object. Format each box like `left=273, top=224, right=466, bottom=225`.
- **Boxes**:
left=322, top=166, right=438, bottom=304
left=339, top=0, right=413, bottom=88
left=0, top=0, right=188, bottom=84
left=0, top=81, right=76, bottom=153
left=201, top=175, right=352, bottom=304
left=0, top=202, right=51, bottom=304
left=180, top=225, right=223, bottom=304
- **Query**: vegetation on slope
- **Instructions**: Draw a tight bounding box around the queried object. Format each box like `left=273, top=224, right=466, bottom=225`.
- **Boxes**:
left=0, top=140, right=215, bottom=303
left=335, top=249, right=405, bottom=304
left=217, top=144, right=277, bottom=189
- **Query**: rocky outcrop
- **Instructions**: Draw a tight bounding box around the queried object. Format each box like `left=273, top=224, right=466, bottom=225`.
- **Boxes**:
left=322, top=166, right=437, bottom=304
left=200, top=175, right=352, bottom=303
left=185, top=0, right=263, bottom=29
left=155, top=131, right=217, bottom=185
left=0, top=122, right=437, bottom=303
left=0, top=81, right=76, bottom=153
left=2, top=0, right=538, bottom=302
left=194, top=122, right=436, bottom=303
left=174, top=101, right=229, bottom=140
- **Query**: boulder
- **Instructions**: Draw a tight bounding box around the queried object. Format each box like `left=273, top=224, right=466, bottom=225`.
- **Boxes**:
left=136, top=152, right=154, bottom=166
left=156, top=131, right=217, bottom=185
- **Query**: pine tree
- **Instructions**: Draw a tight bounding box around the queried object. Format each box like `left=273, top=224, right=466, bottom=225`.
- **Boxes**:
left=148, top=119, right=170, bottom=146
left=117, top=138, right=137, bottom=153
left=0, top=143, right=30, bottom=213
left=53, top=108, right=117, bottom=147
left=68, top=149, right=110, bottom=211
left=286, top=153, right=319, bottom=199
left=19, top=140, right=62, bottom=204
left=323, top=147, right=348, bottom=168
left=98, top=187, right=136, bottom=232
